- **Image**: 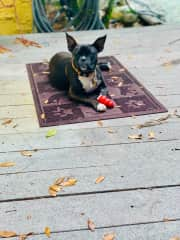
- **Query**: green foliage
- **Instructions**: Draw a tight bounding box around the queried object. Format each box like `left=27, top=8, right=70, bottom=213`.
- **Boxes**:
left=102, top=0, right=116, bottom=28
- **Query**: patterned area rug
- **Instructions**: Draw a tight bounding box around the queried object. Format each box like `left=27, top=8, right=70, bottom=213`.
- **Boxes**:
left=26, top=56, right=167, bottom=127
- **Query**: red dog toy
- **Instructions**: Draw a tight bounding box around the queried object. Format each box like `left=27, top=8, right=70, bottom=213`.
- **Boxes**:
left=97, top=95, right=115, bottom=108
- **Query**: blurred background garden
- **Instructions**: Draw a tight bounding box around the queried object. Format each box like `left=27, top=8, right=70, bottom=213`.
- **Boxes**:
left=0, top=0, right=180, bottom=35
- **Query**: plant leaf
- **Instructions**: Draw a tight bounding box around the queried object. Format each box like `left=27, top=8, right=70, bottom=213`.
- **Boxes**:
left=148, top=131, right=155, bottom=139
left=61, top=178, right=77, bottom=187
left=2, top=119, right=12, bottom=125
left=54, top=177, right=65, bottom=185
left=46, top=129, right=57, bottom=138
left=103, top=232, right=116, bottom=240
left=0, top=231, right=17, bottom=238
left=88, top=219, right=95, bottom=232
left=44, top=227, right=51, bottom=237
left=20, top=151, right=32, bottom=157
left=95, top=176, right=105, bottom=184
left=128, top=134, right=142, bottom=140
left=0, top=162, right=16, bottom=167
left=19, top=232, right=33, bottom=240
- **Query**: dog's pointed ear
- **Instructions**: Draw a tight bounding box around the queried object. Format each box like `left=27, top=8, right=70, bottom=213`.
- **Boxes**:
left=92, top=35, right=107, bottom=53
left=66, top=33, right=77, bottom=52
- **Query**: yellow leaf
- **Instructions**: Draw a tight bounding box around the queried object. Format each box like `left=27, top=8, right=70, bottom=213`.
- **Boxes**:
left=46, top=129, right=57, bottom=138
left=128, top=134, right=142, bottom=140
left=148, top=131, right=155, bottom=139
left=19, top=232, right=33, bottom=240
left=95, top=176, right=105, bottom=184
left=61, top=178, right=77, bottom=187
left=97, top=120, right=103, bottom=127
left=0, top=162, right=16, bottom=167
left=48, top=188, right=57, bottom=197
left=44, top=227, right=51, bottom=237
left=103, top=232, right=116, bottom=240
left=49, top=184, right=62, bottom=192
left=20, top=151, right=32, bottom=157
left=0, top=231, right=17, bottom=238
left=88, top=219, right=95, bottom=232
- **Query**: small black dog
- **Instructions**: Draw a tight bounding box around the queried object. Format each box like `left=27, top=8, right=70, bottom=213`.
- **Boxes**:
left=49, top=33, right=109, bottom=112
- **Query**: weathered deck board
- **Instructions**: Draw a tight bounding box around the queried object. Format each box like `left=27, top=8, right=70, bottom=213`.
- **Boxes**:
left=0, top=24, right=180, bottom=238
left=10, top=221, right=180, bottom=240
left=0, top=139, right=179, bottom=201
left=0, top=122, right=180, bottom=152
left=0, top=187, right=180, bottom=233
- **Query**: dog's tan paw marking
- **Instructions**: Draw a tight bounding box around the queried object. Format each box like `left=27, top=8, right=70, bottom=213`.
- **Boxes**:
left=97, top=103, right=107, bottom=112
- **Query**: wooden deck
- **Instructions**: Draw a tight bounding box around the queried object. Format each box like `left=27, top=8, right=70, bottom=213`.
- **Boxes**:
left=0, top=25, right=180, bottom=239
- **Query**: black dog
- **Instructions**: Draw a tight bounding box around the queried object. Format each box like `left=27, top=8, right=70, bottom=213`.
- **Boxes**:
left=49, top=33, right=109, bottom=112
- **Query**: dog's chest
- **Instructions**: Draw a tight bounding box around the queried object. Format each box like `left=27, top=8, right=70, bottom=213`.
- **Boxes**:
left=78, top=72, right=101, bottom=93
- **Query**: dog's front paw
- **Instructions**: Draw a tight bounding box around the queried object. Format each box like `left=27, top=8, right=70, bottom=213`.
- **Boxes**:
left=97, top=103, right=107, bottom=112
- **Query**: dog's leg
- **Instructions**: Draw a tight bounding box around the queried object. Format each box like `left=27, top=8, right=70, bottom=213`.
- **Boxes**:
left=96, top=67, right=108, bottom=96
left=69, top=88, right=107, bottom=112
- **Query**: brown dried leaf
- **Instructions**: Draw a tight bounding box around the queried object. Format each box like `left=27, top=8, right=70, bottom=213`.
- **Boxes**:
left=44, top=227, right=51, bottom=237
left=61, top=178, right=77, bottom=187
left=15, top=37, right=42, bottom=48
left=128, top=134, right=142, bottom=140
left=148, top=131, right=156, bottom=139
left=107, top=128, right=115, bottom=134
left=0, top=162, right=16, bottom=167
left=133, top=114, right=171, bottom=129
left=49, top=184, right=62, bottom=192
left=88, top=219, right=95, bottom=232
left=0, top=231, right=17, bottom=237
left=48, top=188, right=57, bottom=197
left=0, top=46, right=12, bottom=54
left=103, top=232, right=116, bottom=240
left=95, top=176, right=105, bottom=184
left=97, top=120, right=103, bottom=127
left=44, top=100, right=49, bottom=104
left=169, top=237, right=180, bottom=240
left=41, top=113, right=46, bottom=119
left=54, top=177, right=65, bottom=185
left=19, top=232, right=33, bottom=240
left=20, top=151, right=32, bottom=157
left=2, top=119, right=12, bottom=125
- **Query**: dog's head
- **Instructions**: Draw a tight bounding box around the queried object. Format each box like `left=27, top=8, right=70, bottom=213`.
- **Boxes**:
left=66, top=33, right=106, bottom=75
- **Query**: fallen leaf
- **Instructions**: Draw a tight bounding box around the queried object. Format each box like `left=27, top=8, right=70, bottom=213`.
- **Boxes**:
left=132, top=114, right=171, bottom=129
left=19, top=232, right=33, bottom=240
left=148, top=131, right=156, bottom=139
left=46, top=129, right=57, bottom=138
left=107, top=128, right=115, bottom=134
left=13, top=124, right=18, bottom=128
left=42, top=71, right=50, bottom=74
left=20, top=151, right=32, bottom=157
left=169, top=237, right=180, bottom=240
left=0, top=231, right=17, bottom=238
left=162, top=61, right=172, bottom=69
left=48, top=188, right=57, bottom=197
left=103, top=232, right=116, bottom=240
left=49, top=184, right=62, bottom=192
left=163, top=217, right=171, bottom=222
left=0, top=162, right=16, bottom=167
left=44, top=100, right=49, bottom=104
left=95, top=176, right=105, bottom=184
left=97, top=120, right=103, bottom=127
left=44, top=227, right=51, bottom=237
left=15, top=37, right=42, bottom=48
left=61, top=178, right=77, bottom=187
left=2, top=119, right=12, bottom=125
left=88, top=219, right=95, bottom=232
left=0, top=46, right=12, bottom=54
left=118, top=82, right=123, bottom=87
left=54, top=177, right=65, bottom=185
left=41, top=113, right=46, bottom=119
left=128, top=134, right=143, bottom=140
left=111, top=76, right=119, bottom=81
